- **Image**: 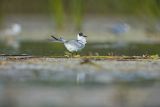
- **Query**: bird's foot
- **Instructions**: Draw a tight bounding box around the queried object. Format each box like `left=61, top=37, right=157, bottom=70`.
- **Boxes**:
left=64, top=52, right=81, bottom=58
left=73, top=54, right=80, bottom=58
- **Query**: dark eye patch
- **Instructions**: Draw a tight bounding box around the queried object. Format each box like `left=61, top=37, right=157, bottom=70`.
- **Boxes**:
left=79, top=32, right=83, bottom=36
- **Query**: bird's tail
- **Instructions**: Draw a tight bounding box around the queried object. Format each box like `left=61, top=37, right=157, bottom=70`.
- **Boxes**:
left=49, top=35, right=66, bottom=43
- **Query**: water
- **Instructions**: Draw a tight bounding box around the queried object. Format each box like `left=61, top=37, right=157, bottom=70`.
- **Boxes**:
left=0, top=41, right=160, bottom=107
left=0, top=41, right=160, bottom=56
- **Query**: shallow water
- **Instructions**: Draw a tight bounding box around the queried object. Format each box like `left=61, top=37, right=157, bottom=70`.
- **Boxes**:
left=0, top=41, right=160, bottom=56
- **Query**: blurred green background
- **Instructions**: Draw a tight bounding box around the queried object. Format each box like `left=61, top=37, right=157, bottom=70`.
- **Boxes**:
left=1, top=0, right=160, bottom=24
left=1, top=0, right=160, bottom=55
left=0, top=0, right=160, bottom=36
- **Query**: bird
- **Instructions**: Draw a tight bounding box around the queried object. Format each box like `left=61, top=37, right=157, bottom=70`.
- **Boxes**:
left=50, top=32, right=87, bottom=54
left=110, top=22, right=130, bottom=48
left=111, top=22, right=130, bottom=35
left=4, top=23, right=21, bottom=36
left=0, top=23, right=21, bottom=49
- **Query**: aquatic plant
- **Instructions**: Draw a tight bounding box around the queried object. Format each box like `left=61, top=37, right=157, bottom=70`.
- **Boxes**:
left=50, top=0, right=160, bottom=34
left=71, top=0, right=84, bottom=31
left=49, top=0, right=65, bottom=29
left=0, top=0, right=3, bottom=25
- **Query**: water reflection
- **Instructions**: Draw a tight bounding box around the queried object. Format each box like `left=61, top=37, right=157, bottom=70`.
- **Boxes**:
left=0, top=81, right=159, bottom=107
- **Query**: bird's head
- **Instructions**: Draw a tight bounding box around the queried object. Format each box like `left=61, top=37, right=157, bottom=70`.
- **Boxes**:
left=77, top=32, right=87, bottom=44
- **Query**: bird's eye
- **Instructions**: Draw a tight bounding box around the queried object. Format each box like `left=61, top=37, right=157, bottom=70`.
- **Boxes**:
left=79, top=32, right=83, bottom=36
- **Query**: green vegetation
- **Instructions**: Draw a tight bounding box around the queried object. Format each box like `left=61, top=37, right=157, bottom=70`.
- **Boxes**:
left=84, top=0, right=160, bottom=17
left=49, top=0, right=84, bottom=30
left=49, top=0, right=65, bottom=29
left=1, top=0, right=160, bottom=29
left=71, top=0, right=84, bottom=31
left=48, top=0, right=160, bottom=30
left=0, top=1, right=3, bottom=25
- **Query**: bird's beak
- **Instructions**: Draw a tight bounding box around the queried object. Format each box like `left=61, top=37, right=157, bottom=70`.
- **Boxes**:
left=83, top=35, right=87, bottom=37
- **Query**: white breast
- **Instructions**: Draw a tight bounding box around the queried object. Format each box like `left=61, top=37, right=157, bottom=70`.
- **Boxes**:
left=64, top=43, right=78, bottom=52
left=64, top=41, right=85, bottom=52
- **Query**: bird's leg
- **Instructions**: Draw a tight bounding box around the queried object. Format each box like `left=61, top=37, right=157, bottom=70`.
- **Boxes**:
left=75, top=52, right=78, bottom=55
left=65, top=51, right=80, bottom=58
left=64, top=51, right=72, bottom=57
left=73, top=51, right=80, bottom=57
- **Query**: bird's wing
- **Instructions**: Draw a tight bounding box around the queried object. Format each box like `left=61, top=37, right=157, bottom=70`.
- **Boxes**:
left=67, top=40, right=84, bottom=48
